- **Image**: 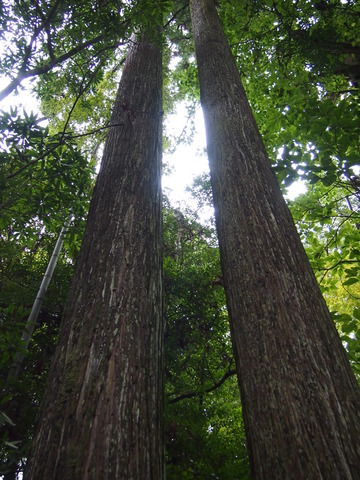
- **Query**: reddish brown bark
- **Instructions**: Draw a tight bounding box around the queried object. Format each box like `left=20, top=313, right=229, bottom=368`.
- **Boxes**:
left=190, top=0, right=360, bottom=478
left=24, top=36, right=164, bottom=480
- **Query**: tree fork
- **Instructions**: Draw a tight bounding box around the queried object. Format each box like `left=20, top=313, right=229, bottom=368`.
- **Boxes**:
left=190, top=0, right=360, bottom=478
left=24, top=36, right=164, bottom=480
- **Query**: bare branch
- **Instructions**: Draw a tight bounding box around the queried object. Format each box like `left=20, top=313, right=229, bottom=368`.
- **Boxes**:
left=168, top=368, right=237, bottom=404
left=63, top=123, right=125, bottom=140
left=163, top=2, right=190, bottom=29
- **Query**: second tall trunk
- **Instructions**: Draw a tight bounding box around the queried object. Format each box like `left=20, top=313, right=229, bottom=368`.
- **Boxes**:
left=190, top=0, right=360, bottom=478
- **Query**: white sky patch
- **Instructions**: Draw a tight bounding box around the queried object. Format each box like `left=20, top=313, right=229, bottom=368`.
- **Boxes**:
left=163, top=103, right=208, bottom=208
left=0, top=77, right=40, bottom=114
left=285, top=179, right=307, bottom=200
left=163, top=103, right=307, bottom=207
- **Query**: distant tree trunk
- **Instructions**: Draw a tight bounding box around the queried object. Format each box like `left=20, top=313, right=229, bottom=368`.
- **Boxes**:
left=9, top=216, right=72, bottom=380
left=24, top=36, right=164, bottom=480
left=190, top=0, right=360, bottom=478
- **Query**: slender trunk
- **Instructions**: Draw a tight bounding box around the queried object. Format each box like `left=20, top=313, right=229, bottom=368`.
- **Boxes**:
left=9, top=217, right=72, bottom=380
left=190, top=0, right=360, bottom=478
left=24, top=36, right=164, bottom=480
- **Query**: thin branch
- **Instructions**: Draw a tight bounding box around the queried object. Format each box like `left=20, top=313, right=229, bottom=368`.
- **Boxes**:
left=5, top=51, right=124, bottom=181
left=19, top=0, right=62, bottom=74
left=317, top=259, right=359, bottom=272
left=167, top=103, right=201, bottom=155
left=58, top=46, right=122, bottom=142
left=163, top=2, right=190, bottom=29
left=168, top=368, right=237, bottom=404
left=6, top=142, right=61, bottom=180
left=317, top=210, right=359, bottom=261
left=59, top=66, right=100, bottom=142
left=63, top=123, right=125, bottom=140
left=31, top=0, right=57, bottom=61
left=4, top=119, right=122, bottom=181
left=293, top=182, right=343, bottom=225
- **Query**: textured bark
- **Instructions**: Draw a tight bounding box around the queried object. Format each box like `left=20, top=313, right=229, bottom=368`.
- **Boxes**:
left=25, top=37, right=164, bottom=480
left=190, top=0, right=360, bottom=478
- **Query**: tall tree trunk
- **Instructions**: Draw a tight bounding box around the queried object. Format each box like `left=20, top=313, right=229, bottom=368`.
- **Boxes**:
left=190, top=0, right=360, bottom=478
left=24, top=36, right=164, bottom=480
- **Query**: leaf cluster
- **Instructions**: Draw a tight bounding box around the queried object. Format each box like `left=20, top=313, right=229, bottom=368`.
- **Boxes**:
left=290, top=181, right=360, bottom=380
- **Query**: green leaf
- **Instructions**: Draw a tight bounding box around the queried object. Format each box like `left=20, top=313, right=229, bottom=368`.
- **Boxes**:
left=343, top=278, right=358, bottom=287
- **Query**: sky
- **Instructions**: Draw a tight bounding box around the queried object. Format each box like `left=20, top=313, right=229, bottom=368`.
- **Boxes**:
left=162, top=102, right=307, bottom=209
left=163, top=103, right=208, bottom=207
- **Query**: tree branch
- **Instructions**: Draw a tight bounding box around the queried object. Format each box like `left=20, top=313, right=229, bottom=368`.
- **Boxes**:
left=63, top=123, right=125, bottom=140
left=5, top=142, right=61, bottom=180
left=0, top=34, right=110, bottom=102
left=4, top=120, right=123, bottom=181
left=31, top=0, right=57, bottom=61
left=19, top=0, right=63, bottom=74
left=168, top=368, right=237, bottom=404
left=163, top=2, right=190, bottom=29
left=5, top=50, right=125, bottom=181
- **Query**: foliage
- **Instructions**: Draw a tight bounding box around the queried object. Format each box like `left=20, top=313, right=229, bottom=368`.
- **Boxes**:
left=0, top=107, right=93, bottom=229
left=217, top=0, right=360, bottom=189
left=0, top=106, right=92, bottom=477
left=0, top=0, right=131, bottom=101
left=0, top=232, right=77, bottom=478
left=163, top=201, right=250, bottom=478
left=290, top=181, right=360, bottom=380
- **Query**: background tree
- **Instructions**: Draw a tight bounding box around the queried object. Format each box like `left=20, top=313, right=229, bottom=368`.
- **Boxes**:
left=163, top=202, right=250, bottom=478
